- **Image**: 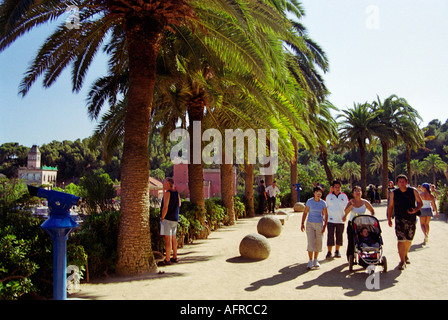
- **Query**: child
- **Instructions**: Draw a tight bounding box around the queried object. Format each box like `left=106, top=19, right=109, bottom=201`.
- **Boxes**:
left=358, top=227, right=379, bottom=248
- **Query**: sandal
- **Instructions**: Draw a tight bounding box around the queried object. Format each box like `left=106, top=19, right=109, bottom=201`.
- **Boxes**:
left=170, top=257, right=179, bottom=263
left=157, top=259, right=171, bottom=266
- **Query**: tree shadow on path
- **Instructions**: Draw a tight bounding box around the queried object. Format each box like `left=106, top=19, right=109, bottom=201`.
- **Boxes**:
left=245, top=263, right=309, bottom=292
left=296, top=263, right=401, bottom=297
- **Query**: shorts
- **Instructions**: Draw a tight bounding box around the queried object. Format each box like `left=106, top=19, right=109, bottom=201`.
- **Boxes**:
left=306, top=221, right=323, bottom=252
left=395, top=218, right=416, bottom=242
left=160, top=219, right=178, bottom=236
left=327, top=222, right=344, bottom=246
left=420, top=208, right=433, bottom=218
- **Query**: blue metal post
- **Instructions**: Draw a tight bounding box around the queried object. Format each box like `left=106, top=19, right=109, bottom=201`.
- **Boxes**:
left=28, top=186, right=79, bottom=300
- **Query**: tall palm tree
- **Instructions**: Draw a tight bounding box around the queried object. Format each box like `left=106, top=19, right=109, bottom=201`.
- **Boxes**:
left=338, top=103, right=379, bottom=192
left=422, top=154, right=447, bottom=185
left=371, top=94, right=424, bottom=196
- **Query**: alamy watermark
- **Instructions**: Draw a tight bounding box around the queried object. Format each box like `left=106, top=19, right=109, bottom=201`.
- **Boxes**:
left=365, top=5, right=380, bottom=30
left=170, top=121, right=278, bottom=175
left=365, top=265, right=380, bottom=290
left=65, top=5, right=80, bottom=29
left=66, top=265, right=81, bottom=293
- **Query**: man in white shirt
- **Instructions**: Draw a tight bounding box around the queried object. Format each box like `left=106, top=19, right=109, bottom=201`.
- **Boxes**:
left=325, top=180, right=349, bottom=258
left=265, top=180, right=280, bottom=214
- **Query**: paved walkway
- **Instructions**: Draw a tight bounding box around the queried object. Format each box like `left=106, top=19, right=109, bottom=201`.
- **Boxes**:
left=71, top=203, right=448, bottom=300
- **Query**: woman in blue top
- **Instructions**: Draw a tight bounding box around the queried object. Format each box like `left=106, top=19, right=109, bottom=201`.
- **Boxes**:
left=301, top=186, right=328, bottom=269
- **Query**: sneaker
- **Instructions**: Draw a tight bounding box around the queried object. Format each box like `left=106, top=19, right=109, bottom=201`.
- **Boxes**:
left=326, top=252, right=332, bottom=259
left=334, top=250, right=342, bottom=258
left=313, top=259, right=320, bottom=268
left=306, top=260, right=313, bottom=270
left=405, top=256, right=410, bottom=264
left=157, top=259, right=171, bottom=266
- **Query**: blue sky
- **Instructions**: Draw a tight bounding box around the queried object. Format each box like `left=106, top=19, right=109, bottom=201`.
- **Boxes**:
left=1, top=0, right=447, bottom=148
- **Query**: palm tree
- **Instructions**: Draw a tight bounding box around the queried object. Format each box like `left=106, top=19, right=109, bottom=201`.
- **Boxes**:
left=341, top=161, right=361, bottom=188
left=338, top=103, right=379, bottom=192
left=410, top=159, right=424, bottom=186
left=369, top=154, right=393, bottom=175
left=0, top=0, right=309, bottom=275
left=373, top=95, right=424, bottom=189
left=422, top=154, right=447, bottom=185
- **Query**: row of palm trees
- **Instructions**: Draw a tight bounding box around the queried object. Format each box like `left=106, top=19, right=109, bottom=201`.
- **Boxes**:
left=1, top=0, right=332, bottom=275
left=337, top=95, right=425, bottom=197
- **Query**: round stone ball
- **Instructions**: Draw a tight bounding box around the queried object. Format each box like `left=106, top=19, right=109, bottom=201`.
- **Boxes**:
left=257, top=215, right=282, bottom=238
left=239, top=233, right=271, bottom=260
left=294, top=202, right=305, bottom=212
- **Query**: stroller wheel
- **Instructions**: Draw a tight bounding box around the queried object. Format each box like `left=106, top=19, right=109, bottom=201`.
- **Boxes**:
left=348, top=255, right=354, bottom=271
left=381, top=256, right=387, bottom=273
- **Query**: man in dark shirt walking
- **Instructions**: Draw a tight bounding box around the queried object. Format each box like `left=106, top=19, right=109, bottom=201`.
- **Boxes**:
left=387, top=174, right=423, bottom=270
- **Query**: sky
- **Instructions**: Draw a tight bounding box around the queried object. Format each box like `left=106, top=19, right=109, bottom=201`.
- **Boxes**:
left=1, top=1, right=447, bottom=148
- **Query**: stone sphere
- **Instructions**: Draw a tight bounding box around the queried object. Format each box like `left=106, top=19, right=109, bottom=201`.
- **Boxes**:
left=257, top=215, right=282, bottom=238
left=239, top=233, right=271, bottom=260
left=294, top=202, right=305, bottom=212
left=275, top=210, right=289, bottom=225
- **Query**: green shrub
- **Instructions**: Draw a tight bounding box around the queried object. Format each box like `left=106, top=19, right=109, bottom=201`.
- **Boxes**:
left=205, top=198, right=227, bottom=230
left=73, top=211, right=120, bottom=278
left=179, top=200, right=204, bottom=242
left=233, top=196, right=246, bottom=218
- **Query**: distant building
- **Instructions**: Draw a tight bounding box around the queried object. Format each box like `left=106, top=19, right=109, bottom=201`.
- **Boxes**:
left=115, top=176, right=164, bottom=200
left=18, top=145, right=57, bottom=188
left=173, top=162, right=237, bottom=199
left=149, top=177, right=164, bottom=199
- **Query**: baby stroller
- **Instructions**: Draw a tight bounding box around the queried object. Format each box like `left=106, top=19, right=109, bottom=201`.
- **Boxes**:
left=348, top=215, right=387, bottom=272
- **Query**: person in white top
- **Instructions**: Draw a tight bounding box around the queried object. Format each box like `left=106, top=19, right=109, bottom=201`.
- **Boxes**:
left=343, top=185, right=375, bottom=262
left=419, top=182, right=438, bottom=245
left=265, top=181, right=280, bottom=214
left=325, top=180, right=349, bottom=259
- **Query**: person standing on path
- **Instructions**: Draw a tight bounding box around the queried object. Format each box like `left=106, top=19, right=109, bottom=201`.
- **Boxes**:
left=265, top=180, right=280, bottom=214
left=419, top=183, right=438, bottom=245
left=257, top=179, right=267, bottom=215
left=325, top=180, right=349, bottom=259
left=342, top=185, right=375, bottom=262
left=301, top=186, right=328, bottom=269
left=158, top=177, right=181, bottom=266
left=387, top=174, right=423, bottom=270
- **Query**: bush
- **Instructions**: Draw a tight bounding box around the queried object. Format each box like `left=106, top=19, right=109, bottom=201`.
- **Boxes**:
left=205, top=198, right=227, bottom=231
left=233, top=196, right=246, bottom=218
left=179, top=200, right=204, bottom=242
left=0, top=211, right=86, bottom=299
left=73, top=211, right=120, bottom=278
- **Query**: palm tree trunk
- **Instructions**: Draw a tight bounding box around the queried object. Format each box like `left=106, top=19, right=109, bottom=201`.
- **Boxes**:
left=187, top=92, right=209, bottom=239
left=320, top=149, right=333, bottom=186
left=358, top=138, right=367, bottom=194
left=381, top=141, right=389, bottom=199
left=406, top=146, right=412, bottom=180
left=290, top=138, right=298, bottom=205
left=221, top=162, right=235, bottom=224
left=116, top=16, right=163, bottom=275
left=244, top=162, right=255, bottom=217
